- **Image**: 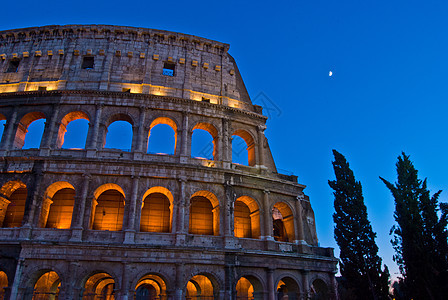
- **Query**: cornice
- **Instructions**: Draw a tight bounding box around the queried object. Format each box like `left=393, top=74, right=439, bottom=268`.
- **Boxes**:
left=0, top=90, right=268, bottom=121
left=0, top=24, right=230, bottom=55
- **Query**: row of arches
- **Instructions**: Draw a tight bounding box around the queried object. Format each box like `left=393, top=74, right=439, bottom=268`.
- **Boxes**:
left=0, top=180, right=295, bottom=242
left=0, top=269, right=330, bottom=299
left=0, top=110, right=258, bottom=166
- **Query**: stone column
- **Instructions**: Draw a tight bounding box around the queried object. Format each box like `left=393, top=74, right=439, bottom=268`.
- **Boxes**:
left=9, top=259, right=24, bottom=300
left=223, top=182, right=234, bottom=239
left=60, top=261, right=79, bottom=299
left=173, top=263, right=184, bottom=300
left=179, top=112, right=189, bottom=162
left=124, top=176, right=139, bottom=243
left=120, top=263, right=131, bottom=300
left=0, top=107, right=17, bottom=150
left=175, top=179, right=187, bottom=245
left=295, top=194, right=306, bottom=244
left=257, top=125, right=266, bottom=167
left=88, top=103, right=104, bottom=150
left=222, top=118, right=230, bottom=168
left=301, top=270, right=310, bottom=300
left=20, top=164, right=44, bottom=239
left=136, top=107, right=147, bottom=153
left=330, top=272, right=339, bottom=300
left=263, top=190, right=274, bottom=240
left=267, top=268, right=275, bottom=300
left=70, top=174, right=91, bottom=241
left=42, top=104, right=60, bottom=150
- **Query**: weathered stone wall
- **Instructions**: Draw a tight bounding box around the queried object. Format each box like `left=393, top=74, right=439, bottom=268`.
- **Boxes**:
left=0, top=25, right=337, bottom=300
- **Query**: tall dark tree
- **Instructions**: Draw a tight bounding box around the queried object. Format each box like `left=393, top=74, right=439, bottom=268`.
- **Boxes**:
left=380, top=153, right=448, bottom=300
left=329, top=150, right=390, bottom=300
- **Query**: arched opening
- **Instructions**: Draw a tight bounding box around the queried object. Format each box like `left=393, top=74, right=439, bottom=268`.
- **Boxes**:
left=276, top=277, right=300, bottom=300
left=310, top=279, right=329, bottom=300
left=32, top=271, right=60, bottom=300
left=191, top=123, right=218, bottom=160
left=104, top=114, right=133, bottom=151
left=23, top=119, right=46, bottom=149
left=140, top=187, right=173, bottom=233
left=135, top=274, right=166, bottom=300
left=234, top=196, right=260, bottom=239
left=82, top=272, right=115, bottom=300
left=39, top=182, right=75, bottom=229
left=236, top=275, right=264, bottom=300
left=91, top=184, right=126, bottom=231
left=0, top=271, right=8, bottom=300
left=236, top=277, right=254, bottom=300
left=147, top=117, right=177, bottom=155
left=186, top=274, right=216, bottom=300
left=272, top=202, right=295, bottom=242
left=15, top=111, right=47, bottom=149
left=58, top=111, right=90, bottom=149
left=232, top=130, right=255, bottom=166
left=0, top=181, right=27, bottom=228
left=232, top=135, right=249, bottom=165
left=189, top=191, right=219, bottom=236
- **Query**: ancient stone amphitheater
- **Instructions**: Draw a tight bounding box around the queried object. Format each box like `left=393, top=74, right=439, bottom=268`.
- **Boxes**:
left=0, top=25, right=337, bottom=300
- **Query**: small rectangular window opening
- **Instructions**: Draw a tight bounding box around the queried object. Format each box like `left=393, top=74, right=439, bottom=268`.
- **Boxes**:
left=163, top=62, right=175, bottom=76
left=38, top=86, right=47, bottom=91
left=82, top=56, right=94, bottom=70
left=122, top=88, right=131, bottom=93
left=201, top=97, right=210, bottom=103
left=7, top=59, right=20, bottom=73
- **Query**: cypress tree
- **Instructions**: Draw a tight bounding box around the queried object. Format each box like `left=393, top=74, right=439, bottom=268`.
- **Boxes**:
left=380, top=153, right=448, bottom=299
left=329, top=150, right=390, bottom=300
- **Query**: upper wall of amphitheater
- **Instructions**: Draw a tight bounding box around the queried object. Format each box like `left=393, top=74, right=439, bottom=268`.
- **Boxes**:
left=0, top=25, right=254, bottom=111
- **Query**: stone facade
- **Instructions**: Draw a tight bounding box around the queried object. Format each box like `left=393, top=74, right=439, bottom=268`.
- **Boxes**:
left=0, top=25, right=337, bottom=300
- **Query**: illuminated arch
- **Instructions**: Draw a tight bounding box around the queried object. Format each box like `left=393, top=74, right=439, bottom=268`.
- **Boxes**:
left=90, top=184, right=126, bottom=231
left=14, top=111, right=46, bottom=149
left=234, top=196, right=260, bottom=239
left=272, top=202, right=295, bottom=242
left=0, top=271, right=7, bottom=300
left=38, top=181, right=75, bottom=229
left=191, top=122, right=219, bottom=160
left=185, top=273, right=219, bottom=299
left=0, top=180, right=27, bottom=228
left=147, top=117, right=178, bottom=155
left=189, top=190, right=220, bottom=236
left=32, top=270, right=61, bottom=300
left=135, top=273, right=167, bottom=300
left=232, top=129, right=256, bottom=166
left=82, top=272, right=116, bottom=299
left=236, top=275, right=265, bottom=300
left=140, top=187, right=174, bottom=233
left=276, top=276, right=300, bottom=300
left=57, top=111, right=90, bottom=148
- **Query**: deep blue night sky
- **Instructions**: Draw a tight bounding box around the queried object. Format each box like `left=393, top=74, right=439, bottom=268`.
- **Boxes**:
left=3, top=0, right=448, bottom=280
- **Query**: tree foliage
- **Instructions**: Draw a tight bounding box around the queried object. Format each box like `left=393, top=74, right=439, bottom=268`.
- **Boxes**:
left=329, top=150, right=390, bottom=300
left=380, top=153, right=448, bottom=300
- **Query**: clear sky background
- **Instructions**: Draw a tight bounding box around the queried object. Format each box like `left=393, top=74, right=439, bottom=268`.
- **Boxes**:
left=2, top=0, right=448, bottom=281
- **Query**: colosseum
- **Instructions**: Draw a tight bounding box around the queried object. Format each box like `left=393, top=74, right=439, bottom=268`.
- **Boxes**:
left=0, top=25, right=337, bottom=300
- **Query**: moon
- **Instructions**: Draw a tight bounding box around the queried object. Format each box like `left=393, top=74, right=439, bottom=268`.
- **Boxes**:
left=329, top=71, right=333, bottom=77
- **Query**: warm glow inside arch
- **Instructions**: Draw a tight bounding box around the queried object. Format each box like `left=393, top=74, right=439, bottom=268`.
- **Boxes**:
left=140, top=186, right=174, bottom=233
left=234, top=196, right=260, bottom=239
left=91, top=184, right=126, bottom=231
left=39, top=181, right=75, bottom=229
left=189, top=190, right=219, bottom=236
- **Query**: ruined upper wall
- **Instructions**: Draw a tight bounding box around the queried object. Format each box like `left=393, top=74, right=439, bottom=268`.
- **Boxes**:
left=0, top=25, right=254, bottom=111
